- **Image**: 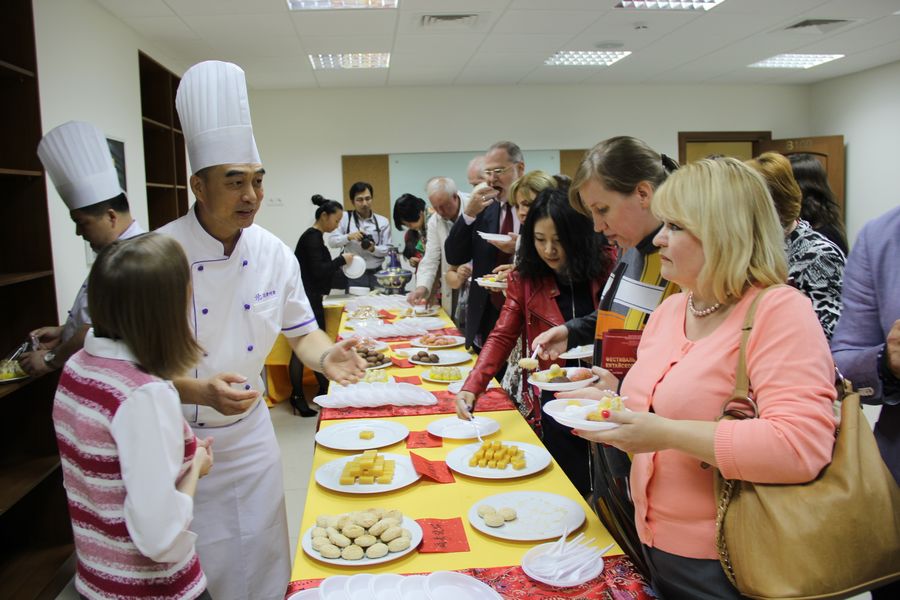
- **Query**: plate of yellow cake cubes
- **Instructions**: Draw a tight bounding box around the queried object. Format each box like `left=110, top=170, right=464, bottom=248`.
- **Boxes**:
left=445, top=440, right=552, bottom=480
left=315, top=420, right=410, bottom=451
left=315, top=450, right=421, bottom=494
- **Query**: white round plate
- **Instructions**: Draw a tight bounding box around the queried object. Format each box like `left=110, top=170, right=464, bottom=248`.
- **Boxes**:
left=521, top=542, right=604, bottom=588
left=426, top=416, right=500, bottom=440
left=527, top=367, right=598, bottom=392
left=364, top=360, right=392, bottom=371
left=559, top=345, right=594, bottom=360
left=342, top=255, right=367, bottom=279
left=314, top=453, right=421, bottom=494
left=346, top=318, right=383, bottom=330
left=445, top=442, right=551, bottom=480
left=369, top=574, right=405, bottom=600
left=301, top=516, right=423, bottom=567
left=319, top=575, right=350, bottom=600
left=412, top=306, right=440, bottom=317
left=409, top=335, right=466, bottom=349
left=468, top=491, right=586, bottom=541
left=315, top=420, right=410, bottom=451
left=355, top=339, right=390, bottom=352
left=399, top=575, right=429, bottom=600
left=475, top=277, right=507, bottom=290
left=420, top=367, right=470, bottom=385
left=286, top=589, right=320, bottom=599
left=0, top=374, right=29, bottom=384
left=409, top=350, right=471, bottom=366
left=447, top=379, right=499, bottom=394
left=426, top=571, right=502, bottom=600
left=477, top=232, right=513, bottom=243
left=542, top=398, right=626, bottom=432
left=344, top=574, right=375, bottom=598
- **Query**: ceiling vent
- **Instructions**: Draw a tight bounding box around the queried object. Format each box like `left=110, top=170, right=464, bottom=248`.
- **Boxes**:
left=420, top=14, right=479, bottom=30
left=782, top=19, right=855, bottom=35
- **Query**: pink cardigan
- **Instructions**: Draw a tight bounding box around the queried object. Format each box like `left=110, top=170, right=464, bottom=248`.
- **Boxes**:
left=624, top=286, right=837, bottom=560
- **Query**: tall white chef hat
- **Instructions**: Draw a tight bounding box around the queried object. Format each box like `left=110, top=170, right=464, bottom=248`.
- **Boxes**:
left=37, top=121, right=124, bottom=211
left=176, top=60, right=261, bottom=174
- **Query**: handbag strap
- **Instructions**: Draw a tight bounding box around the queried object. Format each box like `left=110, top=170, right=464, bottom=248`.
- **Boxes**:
left=718, top=285, right=788, bottom=420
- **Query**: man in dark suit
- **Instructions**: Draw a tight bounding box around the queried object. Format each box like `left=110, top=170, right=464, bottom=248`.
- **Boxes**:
left=444, top=141, right=525, bottom=354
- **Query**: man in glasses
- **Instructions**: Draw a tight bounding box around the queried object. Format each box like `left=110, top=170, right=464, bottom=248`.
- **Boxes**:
left=445, top=141, right=525, bottom=361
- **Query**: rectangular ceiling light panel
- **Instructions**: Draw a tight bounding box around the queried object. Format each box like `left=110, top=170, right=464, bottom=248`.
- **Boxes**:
left=749, top=53, right=844, bottom=69
left=288, top=0, right=397, bottom=10
left=615, top=1, right=726, bottom=10
left=309, top=53, right=391, bottom=69
left=545, top=50, right=632, bottom=67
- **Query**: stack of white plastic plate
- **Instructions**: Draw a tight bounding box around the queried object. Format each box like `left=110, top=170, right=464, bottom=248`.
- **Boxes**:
left=349, top=321, right=428, bottom=340
left=313, top=382, right=437, bottom=409
left=344, top=295, right=412, bottom=313
left=399, top=317, right=446, bottom=330
left=287, top=571, right=502, bottom=599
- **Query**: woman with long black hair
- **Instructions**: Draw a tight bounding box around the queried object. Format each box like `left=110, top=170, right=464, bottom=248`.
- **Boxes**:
left=455, top=188, right=615, bottom=493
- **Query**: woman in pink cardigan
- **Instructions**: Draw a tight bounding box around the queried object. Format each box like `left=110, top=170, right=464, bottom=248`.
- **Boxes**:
left=564, top=158, right=837, bottom=599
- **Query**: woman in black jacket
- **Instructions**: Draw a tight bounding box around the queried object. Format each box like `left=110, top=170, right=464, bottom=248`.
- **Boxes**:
left=289, top=194, right=354, bottom=416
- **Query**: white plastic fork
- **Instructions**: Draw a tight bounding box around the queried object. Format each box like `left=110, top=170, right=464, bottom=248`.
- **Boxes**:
left=471, top=418, right=484, bottom=444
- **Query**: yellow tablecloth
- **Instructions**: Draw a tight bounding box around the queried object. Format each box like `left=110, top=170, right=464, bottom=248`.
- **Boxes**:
left=290, top=307, right=621, bottom=581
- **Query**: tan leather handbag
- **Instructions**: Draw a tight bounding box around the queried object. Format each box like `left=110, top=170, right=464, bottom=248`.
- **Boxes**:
left=714, top=288, right=900, bottom=600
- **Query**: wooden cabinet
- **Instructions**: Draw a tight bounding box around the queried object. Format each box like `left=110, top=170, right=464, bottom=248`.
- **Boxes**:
left=0, top=1, right=75, bottom=597
left=139, top=52, right=189, bottom=230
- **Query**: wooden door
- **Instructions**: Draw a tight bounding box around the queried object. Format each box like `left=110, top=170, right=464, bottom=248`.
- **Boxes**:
left=758, top=135, right=845, bottom=218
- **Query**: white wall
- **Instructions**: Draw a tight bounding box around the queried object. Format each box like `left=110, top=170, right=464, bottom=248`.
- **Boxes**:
left=809, top=59, right=900, bottom=245
left=33, top=0, right=187, bottom=322
left=250, top=83, right=812, bottom=247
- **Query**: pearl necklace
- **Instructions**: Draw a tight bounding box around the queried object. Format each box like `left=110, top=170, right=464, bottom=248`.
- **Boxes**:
left=688, top=292, right=722, bottom=318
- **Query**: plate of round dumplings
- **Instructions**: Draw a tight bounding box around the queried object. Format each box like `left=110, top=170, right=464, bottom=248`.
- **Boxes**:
left=468, top=491, right=585, bottom=541
left=301, top=508, right=423, bottom=566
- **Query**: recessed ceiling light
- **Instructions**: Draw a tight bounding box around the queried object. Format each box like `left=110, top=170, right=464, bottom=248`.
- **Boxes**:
left=749, top=53, right=844, bottom=69
left=309, top=53, right=391, bottom=70
left=287, top=0, right=397, bottom=10
left=615, top=0, right=726, bottom=10
left=545, top=50, right=632, bottom=67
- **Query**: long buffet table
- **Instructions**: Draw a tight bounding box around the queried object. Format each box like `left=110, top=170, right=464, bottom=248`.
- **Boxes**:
left=287, top=305, right=655, bottom=598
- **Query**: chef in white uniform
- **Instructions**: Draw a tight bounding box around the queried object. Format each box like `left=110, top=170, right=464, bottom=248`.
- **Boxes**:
left=160, top=61, right=365, bottom=600
left=20, top=120, right=143, bottom=376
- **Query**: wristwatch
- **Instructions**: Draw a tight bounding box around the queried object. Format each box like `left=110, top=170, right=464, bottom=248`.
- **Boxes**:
left=43, top=351, right=59, bottom=370
left=877, top=343, right=900, bottom=396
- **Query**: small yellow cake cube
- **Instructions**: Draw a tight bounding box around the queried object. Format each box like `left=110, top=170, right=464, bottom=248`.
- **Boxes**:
left=359, top=430, right=374, bottom=440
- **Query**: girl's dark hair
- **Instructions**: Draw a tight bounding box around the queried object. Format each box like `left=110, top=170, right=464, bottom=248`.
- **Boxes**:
left=348, top=181, right=373, bottom=201
left=311, top=194, right=343, bottom=220
left=788, top=154, right=846, bottom=240
left=392, top=193, right=426, bottom=231
left=89, top=233, right=202, bottom=380
left=517, top=188, right=612, bottom=282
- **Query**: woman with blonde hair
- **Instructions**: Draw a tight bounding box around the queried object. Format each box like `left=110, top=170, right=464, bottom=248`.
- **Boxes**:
left=746, top=152, right=845, bottom=339
left=563, top=158, right=837, bottom=598
left=53, top=233, right=213, bottom=600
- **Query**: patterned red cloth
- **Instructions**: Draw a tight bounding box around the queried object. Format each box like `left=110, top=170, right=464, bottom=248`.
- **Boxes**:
left=285, top=555, right=657, bottom=599
left=319, top=389, right=515, bottom=420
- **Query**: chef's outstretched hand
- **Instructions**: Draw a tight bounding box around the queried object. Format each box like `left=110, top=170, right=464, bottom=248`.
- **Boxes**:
left=323, top=338, right=367, bottom=385
left=203, top=373, right=259, bottom=416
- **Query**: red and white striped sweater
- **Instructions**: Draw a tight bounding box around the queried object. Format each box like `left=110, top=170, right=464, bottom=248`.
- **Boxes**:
left=54, top=340, right=206, bottom=600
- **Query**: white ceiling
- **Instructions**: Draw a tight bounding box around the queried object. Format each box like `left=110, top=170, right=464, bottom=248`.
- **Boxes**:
left=94, top=0, right=900, bottom=89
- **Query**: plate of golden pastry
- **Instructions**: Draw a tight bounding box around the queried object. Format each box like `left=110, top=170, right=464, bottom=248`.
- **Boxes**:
left=301, top=508, right=423, bottom=566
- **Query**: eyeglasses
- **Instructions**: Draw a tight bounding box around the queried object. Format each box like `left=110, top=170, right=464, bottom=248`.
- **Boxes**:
left=482, top=166, right=512, bottom=177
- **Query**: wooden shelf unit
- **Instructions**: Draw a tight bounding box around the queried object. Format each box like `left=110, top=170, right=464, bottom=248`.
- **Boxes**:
left=139, top=52, right=189, bottom=230
left=0, top=1, right=73, bottom=597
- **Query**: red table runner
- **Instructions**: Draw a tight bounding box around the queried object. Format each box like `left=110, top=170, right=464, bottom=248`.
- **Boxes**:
left=285, top=554, right=656, bottom=599
left=319, top=389, right=515, bottom=421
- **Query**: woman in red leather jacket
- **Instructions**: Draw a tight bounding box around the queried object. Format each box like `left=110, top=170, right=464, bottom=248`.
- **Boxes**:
left=456, top=188, right=616, bottom=493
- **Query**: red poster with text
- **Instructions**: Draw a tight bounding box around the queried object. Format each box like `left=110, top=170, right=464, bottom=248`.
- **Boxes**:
left=600, top=329, right=642, bottom=378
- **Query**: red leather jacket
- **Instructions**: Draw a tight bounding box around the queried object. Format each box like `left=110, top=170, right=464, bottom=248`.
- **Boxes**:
left=462, top=263, right=612, bottom=396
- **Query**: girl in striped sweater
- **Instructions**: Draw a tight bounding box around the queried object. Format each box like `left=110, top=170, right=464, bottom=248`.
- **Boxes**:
left=53, top=233, right=213, bottom=600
